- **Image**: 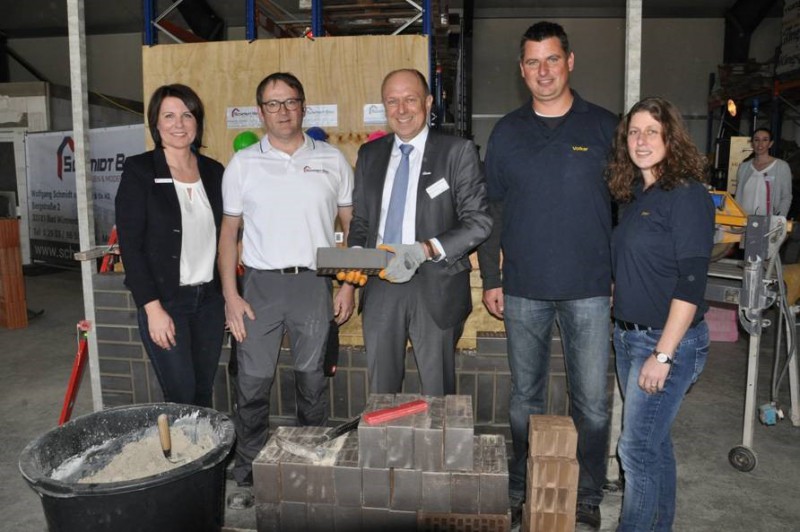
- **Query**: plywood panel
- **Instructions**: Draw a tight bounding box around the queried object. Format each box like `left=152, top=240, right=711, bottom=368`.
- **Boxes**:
left=141, top=35, right=428, bottom=165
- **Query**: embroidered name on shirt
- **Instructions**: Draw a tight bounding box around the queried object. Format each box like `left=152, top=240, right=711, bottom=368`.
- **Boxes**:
left=303, top=166, right=329, bottom=174
left=572, top=146, right=588, bottom=152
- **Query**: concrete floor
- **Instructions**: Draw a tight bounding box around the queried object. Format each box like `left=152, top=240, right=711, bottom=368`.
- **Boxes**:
left=2, top=269, right=799, bottom=531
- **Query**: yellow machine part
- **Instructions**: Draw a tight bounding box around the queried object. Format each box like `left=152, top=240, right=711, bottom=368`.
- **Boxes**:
left=783, top=264, right=800, bottom=306
left=711, top=191, right=747, bottom=245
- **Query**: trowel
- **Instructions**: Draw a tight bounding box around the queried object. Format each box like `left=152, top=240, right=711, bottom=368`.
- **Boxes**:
left=275, top=398, right=429, bottom=460
left=157, top=413, right=185, bottom=464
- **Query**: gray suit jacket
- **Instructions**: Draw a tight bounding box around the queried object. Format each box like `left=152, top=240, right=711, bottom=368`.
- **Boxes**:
left=348, top=130, right=492, bottom=329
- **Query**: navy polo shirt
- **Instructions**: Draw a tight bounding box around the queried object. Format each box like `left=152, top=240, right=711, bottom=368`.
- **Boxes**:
left=483, top=92, right=618, bottom=300
left=611, top=179, right=715, bottom=328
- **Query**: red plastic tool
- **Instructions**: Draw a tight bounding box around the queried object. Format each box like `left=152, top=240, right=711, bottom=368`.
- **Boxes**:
left=362, top=399, right=429, bottom=425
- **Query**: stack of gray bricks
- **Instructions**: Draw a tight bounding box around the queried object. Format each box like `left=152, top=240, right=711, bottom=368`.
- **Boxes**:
left=252, top=394, right=510, bottom=531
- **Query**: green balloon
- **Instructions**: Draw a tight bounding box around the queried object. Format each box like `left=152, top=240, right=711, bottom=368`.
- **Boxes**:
left=233, top=131, right=259, bottom=152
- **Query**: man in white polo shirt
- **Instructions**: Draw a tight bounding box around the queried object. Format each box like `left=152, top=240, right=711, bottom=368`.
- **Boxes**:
left=218, top=72, right=355, bottom=503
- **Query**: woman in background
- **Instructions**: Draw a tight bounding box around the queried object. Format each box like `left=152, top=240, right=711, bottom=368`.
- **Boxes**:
left=735, top=127, right=792, bottom=216
left=606, top=97, right=715, bottom=531
left=115, top=84, right=225, bottom=407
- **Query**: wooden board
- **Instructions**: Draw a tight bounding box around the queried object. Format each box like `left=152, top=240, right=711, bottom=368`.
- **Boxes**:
left=142, top=35, right=428, bottom=166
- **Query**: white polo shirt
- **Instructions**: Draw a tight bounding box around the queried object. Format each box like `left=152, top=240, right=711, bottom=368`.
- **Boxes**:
left=222, top=134, right=354, bottom=270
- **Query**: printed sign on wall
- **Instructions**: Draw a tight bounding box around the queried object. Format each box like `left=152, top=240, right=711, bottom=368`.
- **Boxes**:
left=25, top=125, right=145, bottom=265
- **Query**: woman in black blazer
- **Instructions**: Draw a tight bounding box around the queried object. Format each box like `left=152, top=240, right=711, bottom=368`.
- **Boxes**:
left=115, top=84, right=225, bottom=407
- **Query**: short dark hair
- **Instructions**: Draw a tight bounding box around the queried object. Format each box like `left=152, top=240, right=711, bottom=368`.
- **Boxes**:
left=381, top=68, right=431, bottom=98
left=255, top=72, right=306, bottom=105
left=147, top=84, right=205, bottom=151
left=520, top=21, right=570, bottom=61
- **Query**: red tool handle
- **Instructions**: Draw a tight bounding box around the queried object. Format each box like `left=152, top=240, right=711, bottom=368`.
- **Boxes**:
left=363, top=399, right=429, bottom=425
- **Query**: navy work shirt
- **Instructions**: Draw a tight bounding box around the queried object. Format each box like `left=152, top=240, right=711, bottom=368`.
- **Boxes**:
left=611, top=179, right=715, bottom=328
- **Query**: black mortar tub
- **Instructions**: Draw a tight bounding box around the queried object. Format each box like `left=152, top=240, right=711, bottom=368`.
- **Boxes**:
left=19, top=403, right=235, bottom=532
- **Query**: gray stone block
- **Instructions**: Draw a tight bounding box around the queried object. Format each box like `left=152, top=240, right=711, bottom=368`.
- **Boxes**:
left=99, top=342, right=144, bottom=360
left=391, top=467, right=421, bottom=511
left=476, top=373, right=495, bottom=424
left=131, top=360, right=150, bottom=403
left=476, top=331, right=508, bottom=355
left=421, top=470, right=451, bottom=513
left=94, top=291, right=131, bottom=309
left=479, top=434, right=509, bottom=514
left=362, top=467, right=390, bottom=508
left=92, top=272, right=126, bottom=290
left=307, top=503, right=335, bottom=531
left=96, top=326, right=131, bottom=342
left=388, top=510, right=418, bottom=530
left=361, top=507, right=390, bottom=530
left=280, top=460, right=308, bottom=502
left=386, top=394, right=416, bottom=469
left=333, top=446, right=362, bottom=507
left=451, top=471, right=481, bottom=514
left=444, top=395, right=474, bottom=471
left=100, top=374, right=132, bottom=392
left=95, top=308, right=138, bottom=327
left=333, top=505, right=362, bottom=532
left=349, top=369, right=367, bottom=415
left=255, top=502, right=280, bottom=532
left=253, top=439, right=283, bottom=504
left=279, top=501, right=307, bottom=532
left=414, top=396, right=444, bottom=471
left=99, top=357, right=130, bottom=374
left=358, top=394, right=393, bottom=468
left=306, top=462, right=335, bottom=503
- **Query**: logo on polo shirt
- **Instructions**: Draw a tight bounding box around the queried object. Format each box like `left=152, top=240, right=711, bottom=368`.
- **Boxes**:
left=303, top=166, right=329, bottom=174
left=572, top=146, right=588, bottom=152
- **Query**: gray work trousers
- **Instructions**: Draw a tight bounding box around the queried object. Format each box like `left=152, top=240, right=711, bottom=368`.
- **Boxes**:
left=232, top=268, right=332, bottom=483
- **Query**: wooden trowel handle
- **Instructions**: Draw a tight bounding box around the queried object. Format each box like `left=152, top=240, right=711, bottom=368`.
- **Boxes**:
left=157, top=414, right=172, bottom=458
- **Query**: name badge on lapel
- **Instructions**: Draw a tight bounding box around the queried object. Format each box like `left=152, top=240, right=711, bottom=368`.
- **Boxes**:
left=154, top=178, right=173, bottom=184
left=426, top=178, right=449, bottom=199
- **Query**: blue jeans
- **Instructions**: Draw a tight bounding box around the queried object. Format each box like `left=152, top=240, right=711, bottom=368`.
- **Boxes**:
left=137, top=282, right=225, bottom=407
left=614, top=321, right=709, bottom=532
left=504, top=295, right=611, bottom=507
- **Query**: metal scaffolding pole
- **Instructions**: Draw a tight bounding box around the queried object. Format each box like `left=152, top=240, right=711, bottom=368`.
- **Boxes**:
left=66, top=0, right=103, bottom=412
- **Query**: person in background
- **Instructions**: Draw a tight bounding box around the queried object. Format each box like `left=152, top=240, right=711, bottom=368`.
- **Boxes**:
left=219, top=72, right=354, bottom=508
left=735, top=127, right=792, bottom=216
left=476, top=21, right=617, bottom=530
left=606, top=97, right=714, bottom=531
left=347, top=68, right=491, bottom=396
left=115, top=84, right=225, bottom=408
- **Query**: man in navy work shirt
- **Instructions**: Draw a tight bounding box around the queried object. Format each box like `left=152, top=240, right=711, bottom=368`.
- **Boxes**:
left=477, top=21, right=618, bottom=531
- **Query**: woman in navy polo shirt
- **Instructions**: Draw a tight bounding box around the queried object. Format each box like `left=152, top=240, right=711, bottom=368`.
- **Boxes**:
left=606, top=97, right=715, bottom=531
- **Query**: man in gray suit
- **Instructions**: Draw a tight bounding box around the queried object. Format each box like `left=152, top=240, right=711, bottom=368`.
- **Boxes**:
left=348, top=68, right=491, bottom=395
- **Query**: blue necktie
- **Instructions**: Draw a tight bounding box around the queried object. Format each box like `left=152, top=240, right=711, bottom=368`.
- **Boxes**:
left=383, top=144, right=414, bottom=244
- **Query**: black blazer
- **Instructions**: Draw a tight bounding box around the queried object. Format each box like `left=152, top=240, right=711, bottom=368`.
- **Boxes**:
left=115, top=148, right=224, bottom=308
left=348, top=130, right=492, bottom=329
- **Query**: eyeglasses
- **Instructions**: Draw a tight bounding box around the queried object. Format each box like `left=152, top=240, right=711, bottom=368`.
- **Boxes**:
left=260, top=98, right=303, bottom=113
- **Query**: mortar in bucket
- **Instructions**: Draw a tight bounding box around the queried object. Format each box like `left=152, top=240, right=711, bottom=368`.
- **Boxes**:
left=19, top=403, right=235, bottom=532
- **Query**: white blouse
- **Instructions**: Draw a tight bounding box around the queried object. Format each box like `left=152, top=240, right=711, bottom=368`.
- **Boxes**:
left=172, top=179, right=216, bottom=286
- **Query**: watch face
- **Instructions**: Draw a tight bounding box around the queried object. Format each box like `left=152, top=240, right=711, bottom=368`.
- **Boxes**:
left=656, top=352, right=672, bottom=364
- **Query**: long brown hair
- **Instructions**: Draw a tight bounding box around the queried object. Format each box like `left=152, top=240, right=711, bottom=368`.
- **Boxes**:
left=607, top=97, right=708, bottom=203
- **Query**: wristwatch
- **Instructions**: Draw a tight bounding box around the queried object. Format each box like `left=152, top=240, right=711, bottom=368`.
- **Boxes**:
left=652, top=350, right=673, bottom=365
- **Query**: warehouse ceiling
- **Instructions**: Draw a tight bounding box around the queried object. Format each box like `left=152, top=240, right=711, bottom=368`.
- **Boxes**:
left=0, top=0, right=784, bottom=39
